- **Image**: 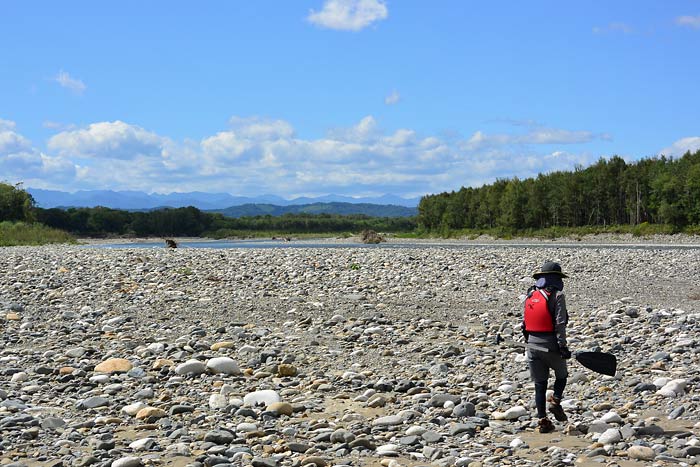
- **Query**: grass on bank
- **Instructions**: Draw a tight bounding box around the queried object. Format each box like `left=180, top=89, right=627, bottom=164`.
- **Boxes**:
left=395, top=222, right=700, bottom=240
left=0, top=221, right=76, bottom=246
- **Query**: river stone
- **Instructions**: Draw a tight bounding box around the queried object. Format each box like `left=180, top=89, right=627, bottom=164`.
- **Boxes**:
left=94, top=358, right=132, bottom=373
left=376, top=444, right=400, bottom=456
left=656, top=379, right=687, bottom=397
left=301, top=456, right=327, bottom=467
left=209, top=394, right=227, bottom=409
left=129, top=438, right=156, bottom=451
left=206, top=357, right=240, bottom=375
left=268, top=401, right=294, bottom=416
left=175, top=359, right=207, bottom=375
left=598, top=428, right=622, bottom=444
left=135, top=407, right=167, bottom=419
left=278, top=363, right=297, bottom=376
left=493, top=406, right=527, bottom=420
left=204, top=429, right=235, bottom=444
left=243, top=390, right=281, bottom=407
left=372, top=415, right=404, bottom=426
left=211, top=341, right=236, bottom=351
left=79, top=396, right=109, bottom=409
left=627, top=445, right=656, bottom=460
left=111, top=457, right=143, bottom=467
left=123, top=402, right=147, bottom=416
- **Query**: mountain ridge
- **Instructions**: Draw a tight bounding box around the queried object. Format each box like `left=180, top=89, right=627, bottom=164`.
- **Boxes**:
left=28, top=188, right=420, bottom=210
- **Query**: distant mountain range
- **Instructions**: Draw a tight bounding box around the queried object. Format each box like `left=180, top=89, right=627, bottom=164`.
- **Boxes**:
left=210, top=202, right=417, bottom=218
left=28, top=189, right=421, bottom=217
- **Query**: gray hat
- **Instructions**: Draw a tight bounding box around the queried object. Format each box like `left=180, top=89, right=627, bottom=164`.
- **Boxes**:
left=532, top=261, right=568, bottom=278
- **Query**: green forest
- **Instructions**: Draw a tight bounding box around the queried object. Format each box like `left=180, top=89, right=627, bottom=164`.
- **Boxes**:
left=418, top=149, right=700, bottom=234
left=0, top=183, right=416, bottom=240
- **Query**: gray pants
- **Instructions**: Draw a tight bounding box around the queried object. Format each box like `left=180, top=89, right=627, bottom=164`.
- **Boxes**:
left=527, top=348, right=568, bottom=383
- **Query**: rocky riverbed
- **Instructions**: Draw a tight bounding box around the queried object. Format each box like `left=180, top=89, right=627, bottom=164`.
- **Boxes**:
left=1, top=243, right=699, bottom=467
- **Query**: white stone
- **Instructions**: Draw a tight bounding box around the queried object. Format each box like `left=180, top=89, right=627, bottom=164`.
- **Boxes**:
left=111, top=457, right=143, bottom=467
left=122, top=402, right=147, bottom=416
left=206, top=357, right=240, bottom=375
left=510, top=438, right=525, bottom=448
left=656, top=379, right=687, bottom=397
left=598, top=428, right=622, bottom=445
left=11, top=372, right=29, bottom=383
left=372, top=415, right=403, bottom=426
left=405, top=425, right=427, bottom=436
left=243, top=390, right=281, bottom=407
left=376, top=444, right=400, bottom=456
left=129, top=438, right=155, bottom=451
left=601, top=411, right=623, bottom=424
left=236, top=422, right=258, bottom=432
left=175, top=359, right=207, bottom=376
left=493, top=406, right=527, bottom=420
left=209, top=394, right=227, bottom=410
left=89, top=374, right=110, bottom=384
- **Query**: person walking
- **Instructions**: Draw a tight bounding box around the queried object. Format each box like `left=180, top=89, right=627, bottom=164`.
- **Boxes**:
left=522, top=261, right=571, bottom=433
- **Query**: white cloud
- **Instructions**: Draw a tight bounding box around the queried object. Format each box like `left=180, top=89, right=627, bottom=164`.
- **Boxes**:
left=384, top=90, right=400, bottom=105
left=464, top=127, right=602, bottom=149
left=659, top=137, right=700, bottom=157
left=593, top=22, right=633, bottom=34
left=676, top=15, right=700, bottom=29
left=0, top=120, right=77, bottom=183
left=308, top=0, right=388, bottom=31
left=228, top=116, right=295, bottom=140
left=54, top=70, right=87, bottom=94
left=2, top=115, right=611, bottom=198
left=0, top=119, right=17, bottom=131
left=48, top=121, right=167, bottom=160
left=43, top=121, right=77, bottom=131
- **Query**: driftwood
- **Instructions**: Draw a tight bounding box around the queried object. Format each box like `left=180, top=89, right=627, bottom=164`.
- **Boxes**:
left=360, top=230, right=384, bottom=244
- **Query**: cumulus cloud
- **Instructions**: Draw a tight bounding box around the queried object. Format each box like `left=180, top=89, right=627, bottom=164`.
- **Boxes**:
left=54, top=70, right=86, bottom=94
left=48, top=121, right=167, bottom=160
left=384, top=90, right=400, bottom=105
left=676, top=15, right=700, bottom=29
left=0, top=119, right=77, bottom=184
left=659, top=137, right=700, bottom=157
left=2, top=115, right=610, bottom=197
left=308, top=0, right=388, bottom=31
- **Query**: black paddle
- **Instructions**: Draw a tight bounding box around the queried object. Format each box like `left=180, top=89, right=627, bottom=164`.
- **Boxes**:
left=574, top=350, right=617, bottom=376
left=502, top=339, right=617, bottom=376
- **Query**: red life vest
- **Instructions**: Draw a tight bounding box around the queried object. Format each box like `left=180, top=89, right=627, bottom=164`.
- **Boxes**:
left=524, top=288, right=555, bottom=332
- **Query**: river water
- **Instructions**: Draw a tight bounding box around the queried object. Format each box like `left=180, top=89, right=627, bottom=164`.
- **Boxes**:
left=86, top=239, right=700, bottom=251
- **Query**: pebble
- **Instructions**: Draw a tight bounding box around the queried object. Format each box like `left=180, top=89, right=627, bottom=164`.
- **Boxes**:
left=175, top=359, right=207, bottom=376
left=206, top=356, right=240, bottom=375
left=94, top=358, right=133, bottom=373
left=243, top=390, right=281, bottom=407
left=627, top=445, right=656, bottom=460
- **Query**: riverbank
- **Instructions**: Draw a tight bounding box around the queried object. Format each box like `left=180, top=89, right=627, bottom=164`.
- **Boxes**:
left=0, top=244, right=698, bottom=466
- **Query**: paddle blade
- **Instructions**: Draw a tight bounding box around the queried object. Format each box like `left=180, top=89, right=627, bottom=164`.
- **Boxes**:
left=575, top=351, right=617, bottom=376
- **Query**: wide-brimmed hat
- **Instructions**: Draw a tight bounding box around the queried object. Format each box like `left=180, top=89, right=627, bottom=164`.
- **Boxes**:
left=532, top=261, right=568, bottom=278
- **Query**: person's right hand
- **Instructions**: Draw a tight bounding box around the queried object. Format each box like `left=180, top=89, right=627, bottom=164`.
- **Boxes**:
left=559, top=346, right=572, bottom=359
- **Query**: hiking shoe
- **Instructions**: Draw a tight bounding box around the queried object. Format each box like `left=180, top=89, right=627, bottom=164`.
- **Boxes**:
left=548, top=396, right=568, bottom=422
left=537, top=417, right=555, bottom=433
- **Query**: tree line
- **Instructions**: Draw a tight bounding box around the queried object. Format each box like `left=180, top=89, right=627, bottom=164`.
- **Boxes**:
left=418, top=149, right=700, bottom=232
left=36, top=206, right=417, bottom=236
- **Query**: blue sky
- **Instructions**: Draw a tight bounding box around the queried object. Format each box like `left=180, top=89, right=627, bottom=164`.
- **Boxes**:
left=1, top=1, right=699, bottom=199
